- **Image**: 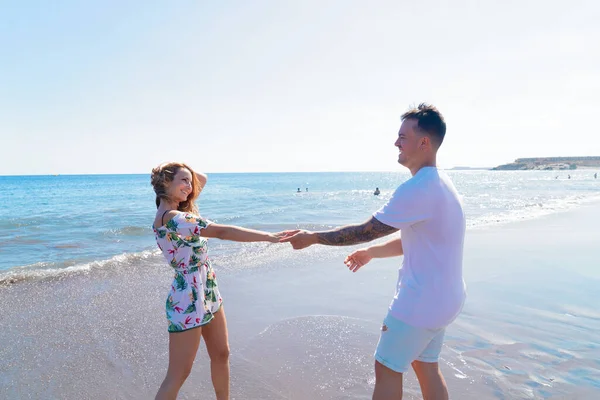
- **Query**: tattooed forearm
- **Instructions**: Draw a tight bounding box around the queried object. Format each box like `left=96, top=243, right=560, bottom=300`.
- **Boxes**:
left=316, top=217, right=398, bottom=246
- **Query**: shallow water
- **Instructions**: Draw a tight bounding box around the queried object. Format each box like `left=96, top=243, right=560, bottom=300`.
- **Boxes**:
left=1, top=174, right=599, bottom=399
left=2, top=170, right=600, bottom=274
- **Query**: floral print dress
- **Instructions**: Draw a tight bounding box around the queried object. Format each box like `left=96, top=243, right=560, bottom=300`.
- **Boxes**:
left=153, top=212, right=222, bottom=333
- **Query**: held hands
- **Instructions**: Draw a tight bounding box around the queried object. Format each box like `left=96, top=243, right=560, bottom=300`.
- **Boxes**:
left=267, top=229, right=313, bottom=247
left=268, top=231, right=298, bottom=243
left=278, top=229, right=317, bottom=249
left=275, top=230, right=373, bottom=272
left=344, top=248, right=373, bottom=272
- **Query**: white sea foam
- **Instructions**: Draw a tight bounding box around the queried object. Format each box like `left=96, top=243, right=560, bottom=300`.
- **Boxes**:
left=0, top=249, right=161, bottom=285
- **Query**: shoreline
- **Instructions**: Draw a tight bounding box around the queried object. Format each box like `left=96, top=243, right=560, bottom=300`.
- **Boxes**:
left=3, top=193, right=600, bottom=284
left=1, top=202, right=599, bottom=398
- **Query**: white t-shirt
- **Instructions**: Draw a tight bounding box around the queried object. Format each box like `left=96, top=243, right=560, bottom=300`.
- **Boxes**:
left=373, top=166, right=466, bottom=329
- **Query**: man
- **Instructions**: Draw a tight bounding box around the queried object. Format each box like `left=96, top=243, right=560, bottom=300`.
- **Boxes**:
left=282, top=103, right=466, bottom=400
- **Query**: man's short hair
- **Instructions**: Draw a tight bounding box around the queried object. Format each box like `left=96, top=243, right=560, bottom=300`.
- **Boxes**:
left=401, top=103, right=446, bottom=148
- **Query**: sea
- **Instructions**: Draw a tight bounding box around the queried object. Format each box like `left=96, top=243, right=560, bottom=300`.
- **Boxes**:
left=1, top=170, right=599, bottom=278
left=1, top=169, right=599, bottom=399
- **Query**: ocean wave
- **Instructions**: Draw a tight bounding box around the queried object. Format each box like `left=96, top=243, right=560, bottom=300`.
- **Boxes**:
left=3, top=193, right=600, bottom=284
left=7, top=236, right=46, bottom=245
left=205, top=207, right=293, bottom=225
left=468, top=192, right=600, bottom=229
left=0, top=219, right=39, bottom=229
left=102, top=226, right=150, bottom=236
left=0, top=249, right=161, bottom=286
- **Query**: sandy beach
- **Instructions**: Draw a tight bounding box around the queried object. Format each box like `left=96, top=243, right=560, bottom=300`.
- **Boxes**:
left=3, top=0, right=599, bottom=397
left=1, top=202, right=599, bottom=399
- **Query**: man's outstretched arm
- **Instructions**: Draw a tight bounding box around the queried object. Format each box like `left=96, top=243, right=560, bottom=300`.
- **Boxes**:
left=281, top=217, right=398, bottom=249
left=317, top=217, right=398, bottom=246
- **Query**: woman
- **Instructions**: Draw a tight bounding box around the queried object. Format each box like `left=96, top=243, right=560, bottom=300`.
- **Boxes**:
left=151, top=162, right=286, bottom=400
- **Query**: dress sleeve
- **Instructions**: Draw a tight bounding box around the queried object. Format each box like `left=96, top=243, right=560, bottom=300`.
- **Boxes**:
left=180, top=213, right=211, bottom=231
left=173, top=213, right=212, bottom=246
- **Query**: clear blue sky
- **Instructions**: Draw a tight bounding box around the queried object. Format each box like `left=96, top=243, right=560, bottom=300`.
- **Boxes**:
left=1, top=0, right=599, bottom=175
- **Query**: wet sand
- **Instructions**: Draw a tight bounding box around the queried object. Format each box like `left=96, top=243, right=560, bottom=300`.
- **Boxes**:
left=1, top=203, right=599, bottom=399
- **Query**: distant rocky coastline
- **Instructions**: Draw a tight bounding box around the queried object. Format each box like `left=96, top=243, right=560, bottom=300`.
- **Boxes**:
left=493, top=157, right=600, bottom=170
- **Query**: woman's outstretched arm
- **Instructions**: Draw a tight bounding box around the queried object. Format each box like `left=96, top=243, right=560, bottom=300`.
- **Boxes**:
left=202, top=224, right=292, bottom=243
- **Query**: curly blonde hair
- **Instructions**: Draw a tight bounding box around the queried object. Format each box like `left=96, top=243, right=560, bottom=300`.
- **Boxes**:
left=150, top=162, right=204, bottom=213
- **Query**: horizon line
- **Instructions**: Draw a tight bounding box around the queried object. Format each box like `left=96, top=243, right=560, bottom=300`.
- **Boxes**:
left=0, top=167, right=497, bottom=177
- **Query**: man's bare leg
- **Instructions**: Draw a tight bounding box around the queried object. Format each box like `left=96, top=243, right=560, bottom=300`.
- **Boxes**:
left=411, top=360, right=448, bottom=400
left=372, top=360, right=403, bottom=400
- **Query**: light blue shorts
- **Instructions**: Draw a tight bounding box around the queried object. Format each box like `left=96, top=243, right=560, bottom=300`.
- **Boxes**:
left=374, top=312, right=446, bottom=373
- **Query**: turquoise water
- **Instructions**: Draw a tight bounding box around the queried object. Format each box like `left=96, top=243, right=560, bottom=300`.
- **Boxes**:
left=1, top=170, right=599, bottom=273
left=1, top=171, right=599, bottom=399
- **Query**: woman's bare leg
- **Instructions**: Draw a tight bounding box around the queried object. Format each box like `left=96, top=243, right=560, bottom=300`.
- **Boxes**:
left=202, top=308, right=230, bottom=400
left=155, top=327, right=203, bottom=400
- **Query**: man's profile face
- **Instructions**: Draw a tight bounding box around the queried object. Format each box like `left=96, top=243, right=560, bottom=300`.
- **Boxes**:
left=395, top=119, right=422, bottom=167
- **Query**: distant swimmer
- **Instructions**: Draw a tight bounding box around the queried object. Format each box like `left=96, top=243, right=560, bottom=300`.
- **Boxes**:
left=595, top=173, right=597, bottom=179
left=374, top=187, right=381, bottom=196
left=306, top=187, right=308, bottom=192
left=568, top=174, right=571, bottom=179
left=297, top=188, right=301, bottom=193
